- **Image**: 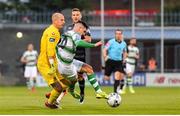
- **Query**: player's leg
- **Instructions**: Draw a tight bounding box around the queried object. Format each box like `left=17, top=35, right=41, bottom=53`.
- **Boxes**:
left=24, top=66, right=31, bottom=90
left=126, top=64, right=135, bottom=93
left=119, top=62, right=126, bottom=93
left=119, top=78, right=126, bottom=94
left=29, top=66, right=37, bottom=92
left=104, top=59, right=113, bottom=81
left=56, top=61, right=80, bottom=104
left=80, top=63, right=108, bottom=99
left=114, top=71, right=122, bottom=93
left=77, top=72, right=85, bottom=103
left=114, top=61, right=125, bottom=94
left=37, top=64, right=62, bottom=109
left=55, top=90, right=67, bottom=105
left=56, top=77, right=81, bottom=103
left=25, top=78, right=31, bottom=90
left=68, top=79, right=81, bottom=99
left=120, top=62, right=133, bottom=94
left=73, top=59, right=108, bottom=99
left=29, top=77, right=35, bottom=91
left=120, top=79, right=125, bottom=90
left=45, top=81, right=63, bottom=109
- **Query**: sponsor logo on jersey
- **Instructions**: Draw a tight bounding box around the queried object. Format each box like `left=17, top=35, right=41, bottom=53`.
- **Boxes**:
left=49, top=38, right=55, bottom=42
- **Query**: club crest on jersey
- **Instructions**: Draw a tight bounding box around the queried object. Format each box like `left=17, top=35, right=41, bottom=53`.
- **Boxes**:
left=52, top=32, right=55, bottom=35
left=49, top=38, right=55, bottom=42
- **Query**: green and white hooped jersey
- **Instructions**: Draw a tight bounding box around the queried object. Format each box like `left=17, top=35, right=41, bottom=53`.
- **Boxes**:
left=22, top=50, right=38, bottom=67
left=126, top=45, right=139, bottom=65
left=56, top=30, right=81, bottom=64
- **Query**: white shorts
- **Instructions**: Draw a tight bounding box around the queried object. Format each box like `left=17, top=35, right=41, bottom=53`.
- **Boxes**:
left=24, top=66, right=37, bottom=78
left=125, top=63, right=135, bottom=74
left=57, top=59, right=84, bottom=81
left=72, top=59, right=84, bottom=72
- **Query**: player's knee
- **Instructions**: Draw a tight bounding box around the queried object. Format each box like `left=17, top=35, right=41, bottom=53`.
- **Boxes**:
left=114, top=72, right=123, bottom=80
left=86, top=65, right=94, bottom=73
left=82, top=64, right=94, bottom=74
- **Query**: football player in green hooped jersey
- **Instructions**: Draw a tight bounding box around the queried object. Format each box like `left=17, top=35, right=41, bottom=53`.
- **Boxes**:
left=46, top=21, right=108, bottom=108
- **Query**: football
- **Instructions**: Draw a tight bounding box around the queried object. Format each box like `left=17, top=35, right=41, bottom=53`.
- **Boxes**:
left=107, top=93, right=121, bottom=107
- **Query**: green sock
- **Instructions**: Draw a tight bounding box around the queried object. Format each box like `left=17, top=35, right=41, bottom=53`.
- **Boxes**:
left=87, top=74, right=102, bottom=93
left=127, top=76, right=133, bottom=87
left=68, top=84, right=80, bottom=99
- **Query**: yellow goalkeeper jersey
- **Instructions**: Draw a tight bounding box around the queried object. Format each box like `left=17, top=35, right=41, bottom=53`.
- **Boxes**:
left=38, top=24, right=60, bottom=67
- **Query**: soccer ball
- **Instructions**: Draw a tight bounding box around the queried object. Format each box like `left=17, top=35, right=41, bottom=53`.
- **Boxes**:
left=107, top=93, right=121, bottom=107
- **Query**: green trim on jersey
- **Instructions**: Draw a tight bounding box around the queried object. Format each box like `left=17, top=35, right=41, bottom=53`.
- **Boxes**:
left=126, top=62, right=136, bottom=65
left=55, top=46, right=73, bottom=64
left=63, top=46, right=75, bottom=54
left=26, top=64, right=37, bottom=67
left=127, top=56, right=136, bottom=59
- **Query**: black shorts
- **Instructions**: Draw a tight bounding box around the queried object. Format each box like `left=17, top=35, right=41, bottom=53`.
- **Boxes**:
left=105, top=59, right=124, bottom=76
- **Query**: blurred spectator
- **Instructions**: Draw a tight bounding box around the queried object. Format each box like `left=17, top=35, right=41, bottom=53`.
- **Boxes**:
left=20, top=43, right=38, bottom=91
left=148, top=57, right=157, bottom=72
left=138, top=63, right=146, bottom=72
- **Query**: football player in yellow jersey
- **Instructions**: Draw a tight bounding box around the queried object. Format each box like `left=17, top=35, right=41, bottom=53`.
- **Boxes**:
left=37, top=12, right=65, bottom=109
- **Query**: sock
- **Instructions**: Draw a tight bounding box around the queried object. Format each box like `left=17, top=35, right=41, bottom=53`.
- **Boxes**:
left=123, top=78, right=127, bottom=89
left=69, top=84, right=75, bottom=92
left=120, top=79, right=124, bottom=90
left=29, top=78, right=34, bottom=89
left=56, top=92, right=66, bottom=104
left=26, top=78, right=31, bottom=89
left=48, top=89, right=60, bottom=104
left=127, top=76, right=133, bottom=87
left=87, top=74, right=102, bottom=93
left=78, top=79, right=85, bottom=95
left=114, top=80, right=120, bottom=93
left=33, top=78, right=36, bottom=87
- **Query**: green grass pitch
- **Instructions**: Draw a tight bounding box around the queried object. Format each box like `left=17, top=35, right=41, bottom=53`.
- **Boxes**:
left=0, top=86, right=180, bottom=115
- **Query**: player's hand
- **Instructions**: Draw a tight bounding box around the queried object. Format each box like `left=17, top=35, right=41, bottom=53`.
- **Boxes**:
left=135, top=54, right=139, bottom=59
left=95, top=41, right=103, bottom=47
left=48, top=64, right=56, bottom=75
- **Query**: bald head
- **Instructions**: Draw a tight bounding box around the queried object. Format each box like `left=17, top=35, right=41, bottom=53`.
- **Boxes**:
left=51, top=12, right=65, bottom=29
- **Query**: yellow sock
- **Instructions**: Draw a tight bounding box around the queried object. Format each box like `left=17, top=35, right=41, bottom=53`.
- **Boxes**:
left=48, top=89, right=60, bottom=104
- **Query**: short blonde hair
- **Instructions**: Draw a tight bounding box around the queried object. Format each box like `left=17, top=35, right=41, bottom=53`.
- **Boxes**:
left=51, top=12, right=62, bottom=22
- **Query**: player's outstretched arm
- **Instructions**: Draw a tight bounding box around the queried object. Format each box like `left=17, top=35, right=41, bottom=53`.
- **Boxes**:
left=75, top=40, right=102, bottom=48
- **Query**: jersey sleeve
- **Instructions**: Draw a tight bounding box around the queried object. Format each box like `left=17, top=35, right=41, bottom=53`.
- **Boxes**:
left=35, top=50, right=38, bottom=57
left=22, top=51, right=27, bottom=58
left=47, top=31, right=57, bottom=58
